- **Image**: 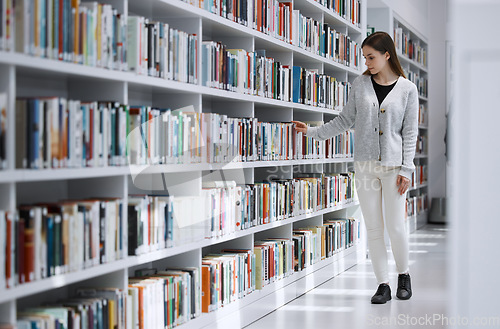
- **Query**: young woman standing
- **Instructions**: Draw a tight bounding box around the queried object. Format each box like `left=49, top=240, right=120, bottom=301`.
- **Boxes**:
left=293, top=31, right=418, bottom=304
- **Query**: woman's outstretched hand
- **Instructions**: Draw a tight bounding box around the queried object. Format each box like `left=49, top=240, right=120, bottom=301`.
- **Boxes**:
left=292, top=121, right=308, bottom=134
left=397, top=175, right=411, bottom=195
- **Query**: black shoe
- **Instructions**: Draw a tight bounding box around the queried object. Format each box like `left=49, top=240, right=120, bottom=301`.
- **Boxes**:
left=371, top=283, right=392, bottom=304
left=396, top=273, right=412, bottom=300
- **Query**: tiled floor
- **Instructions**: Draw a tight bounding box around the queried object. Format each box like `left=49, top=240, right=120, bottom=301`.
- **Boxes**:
left=245, top=224, right=449, bottom=329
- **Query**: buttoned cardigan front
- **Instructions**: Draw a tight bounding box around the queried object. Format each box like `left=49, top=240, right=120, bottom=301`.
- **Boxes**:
left=305, top=74, right=419, bottom=180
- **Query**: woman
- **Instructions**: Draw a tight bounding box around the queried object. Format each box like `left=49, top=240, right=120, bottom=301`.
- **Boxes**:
left=293, top=31, right=418, bottom=304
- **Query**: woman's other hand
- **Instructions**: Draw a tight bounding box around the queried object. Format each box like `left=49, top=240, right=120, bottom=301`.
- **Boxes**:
left=292, top=121, right=308, bottom=134
left=396, top=175, right=411, bottom=195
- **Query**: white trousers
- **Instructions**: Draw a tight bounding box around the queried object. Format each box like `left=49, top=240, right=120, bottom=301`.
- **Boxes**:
left=354, top=160, right=409, bottom=285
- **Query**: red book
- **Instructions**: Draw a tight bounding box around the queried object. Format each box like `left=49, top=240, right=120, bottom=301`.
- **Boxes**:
left=5, top=213, right=13, bottom=288
left=16, top=217, right=25, bottom=284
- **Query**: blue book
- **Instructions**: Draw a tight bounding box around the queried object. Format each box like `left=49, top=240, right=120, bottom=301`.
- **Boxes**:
left=292, top=66, right=302, bottom=104
left=46, top=216, right=54, bottom=277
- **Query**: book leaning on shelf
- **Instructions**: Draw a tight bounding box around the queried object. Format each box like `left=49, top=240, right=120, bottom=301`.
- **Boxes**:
left=0, top=197, right=125, bottom=289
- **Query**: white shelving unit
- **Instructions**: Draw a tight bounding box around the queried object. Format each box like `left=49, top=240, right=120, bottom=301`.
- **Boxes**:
left=367, top=0, right=429, bottom=235
left=0, top=0, right=368, bottom=327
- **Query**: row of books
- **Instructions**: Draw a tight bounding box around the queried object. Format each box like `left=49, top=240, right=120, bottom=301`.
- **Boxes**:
left=15, top=99, right=129, bottom=169
left=201, top=43, right=353, bottom=107
left=15, top=0, right=127, bottom=70
left=128, top=107, right=354, bottom=165
left=406, top=193, right=428, bottom=218
left=410, top=164, right=428, bottom=187
left=406, top=69, right=428, bottom=98
left=16, top=287, right=126, bottom=329
left=0, top=197, right=126, bottom=289
left=292, top=12, right=361, bottom=67
left=129, top=267, right=201, bottom=328
left=128, top=173, right=356, bottom=255
left=202, top=217, right=360, bottom=312
left=292, top=66, right=351, bottom=108
left=0, top=93, right=6, bottom=169
left=293, top=218, right=360, bottom=271
left=394, top=26, right=427, bottom=67
left=418, top=104, right=427, bottom=126
left=415, top=135, right=428, bottom=155
left=6, top=0, right=361, bottom=76
left=11, top=216, right=360, bottom=327
left=179, top=0, right=361, bottom=67
left=127, top=16, right=198, bottom=83
left=14, top=97, right=354, bottom=169
left=313, top=0, right=361, bottom=27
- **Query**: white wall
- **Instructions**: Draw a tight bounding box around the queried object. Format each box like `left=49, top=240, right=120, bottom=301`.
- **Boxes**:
left=448, top=0, right=500, bottom=326
left=378, top=0, right=429, bottom=37
left=428, top=0, right=448, bottom=201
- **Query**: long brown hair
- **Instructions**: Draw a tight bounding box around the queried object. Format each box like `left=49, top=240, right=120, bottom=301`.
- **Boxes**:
left=362, top=31, right=406, bottom=78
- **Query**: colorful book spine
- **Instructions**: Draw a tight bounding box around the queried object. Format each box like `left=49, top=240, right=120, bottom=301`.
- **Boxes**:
left=1, top=197, right=125, bottom=289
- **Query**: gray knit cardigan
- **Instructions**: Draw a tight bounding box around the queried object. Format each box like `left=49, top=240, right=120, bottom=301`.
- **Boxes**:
left=306, top=74, right=419, bottom=180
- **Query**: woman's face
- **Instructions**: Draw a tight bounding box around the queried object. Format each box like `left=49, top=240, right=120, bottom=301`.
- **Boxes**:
left=362, top=45, right=390, bottom=75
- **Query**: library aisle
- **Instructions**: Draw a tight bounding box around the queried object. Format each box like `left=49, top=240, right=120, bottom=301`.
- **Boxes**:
left=245, top=224, right=448, bottom=329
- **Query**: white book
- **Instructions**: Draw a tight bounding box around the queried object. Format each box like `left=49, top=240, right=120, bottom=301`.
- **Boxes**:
left=127, top=16, right=141, bottom=74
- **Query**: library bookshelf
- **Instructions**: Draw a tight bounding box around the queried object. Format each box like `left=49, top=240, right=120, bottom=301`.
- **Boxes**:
left=367, top=1, right=429, bottom=235
left=0, top=0, right=369, bottom=327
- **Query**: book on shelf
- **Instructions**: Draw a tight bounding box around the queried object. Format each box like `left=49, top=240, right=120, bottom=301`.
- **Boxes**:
left=127, top=16, right=198, bottom=83
left=418, top=104, right=427, bottom=126
left=0, top=197, right=125, bottom=289
left=406, top=69, right=428, bottom=98
left=14, top=0, right=127, bottom=69
left=415, top=134, right=428, bottom=155
left=14, top=98, right=355, bottom=170
left=406, top=193, right=428, bottom=218
left=394, top=26, right=427, bottom=67
left=15, top=286, right=127, bottom=329
left=201, top=39, right=356, bottom=104
left=15, top=98, right=129, bottom=169
left=0, top=92, right=6, bottom=169
left=312, top=0, right=361, bottom=27
left=0, top=0, right=14, bottom=51
left=410, top=164, right=428, bottom=187
left=200, top=216, right=360, bottom=312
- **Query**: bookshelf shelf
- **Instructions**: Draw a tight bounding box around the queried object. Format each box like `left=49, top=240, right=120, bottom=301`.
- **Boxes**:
left=0, top=158, right=356, bottom=183
left=130, top=200, right=360, bottom=267
left=409, top=182, right=428, bottom=192
left=294, top=0, right=363, bottom=34
left=0, top=258, right=131, bottom=304
left=0, top=0, right=369, bottom=327
left=0, top=200, right=359, bottom=305
left=181, top=241, right=362, bottom=329
left=397, top=52, right=428, bottom=73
